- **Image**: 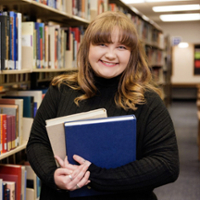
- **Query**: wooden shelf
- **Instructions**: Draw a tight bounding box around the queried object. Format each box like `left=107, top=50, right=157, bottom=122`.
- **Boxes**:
left=0, top=68, right=77, bottom=74
left=32, top=68, right=76, bottom=73
left=0, top=69, right=31, bottom=74
left=0, top=143, right=27, bottom=161
left=1, top=0, right=89, bottom=25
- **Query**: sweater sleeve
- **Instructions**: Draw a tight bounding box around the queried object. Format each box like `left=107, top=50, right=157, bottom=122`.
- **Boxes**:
left=88, top=92, right=179, bottom=193
left=26, top=86, right=60, bottom=190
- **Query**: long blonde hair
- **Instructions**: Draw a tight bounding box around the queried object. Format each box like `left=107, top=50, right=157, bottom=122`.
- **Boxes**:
left=52, top=11, right=162, bottom=110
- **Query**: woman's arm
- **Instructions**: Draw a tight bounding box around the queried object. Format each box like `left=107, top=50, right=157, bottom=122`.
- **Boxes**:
left=87, top=93, right=179, bottom=193
left=26, top=86, right=61, bottom=189
left=26, top=86, right=91, bottom=191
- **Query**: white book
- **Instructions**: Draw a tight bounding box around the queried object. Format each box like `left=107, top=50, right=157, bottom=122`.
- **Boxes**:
left=45, top=108, right=107, bottom=164
left=16, top=12, right=22, bottom=70
left=22, top=22, right=36, bottom=69
left=26, top=188, right=34, bottom=200
left=0, top=179, right=3, bottom=200
left=21, top=166, right=26, bottom=200
left=25, top=165, right=37, bottom=200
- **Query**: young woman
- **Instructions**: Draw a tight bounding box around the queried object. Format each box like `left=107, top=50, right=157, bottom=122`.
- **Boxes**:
left=26, top=11, right=179, bottom=200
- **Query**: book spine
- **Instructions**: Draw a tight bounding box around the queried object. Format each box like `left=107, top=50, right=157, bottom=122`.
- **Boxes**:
left=35, top=22, right=40, bottom=68
left=14, top=12, right=17, bottom=70
left=8, top=11, right=15, bottom=70
left=6, top=115, right=12, bottom=152
left=0, top=16, right=7, bottom=70
left=16, top=13, right=22, bottom=70
left=1, top=114, right=7, bottom=153
left=11, top=115, right=16, bottom=150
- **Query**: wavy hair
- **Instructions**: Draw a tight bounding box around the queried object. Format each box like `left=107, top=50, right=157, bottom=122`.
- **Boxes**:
left=51, top=11, right=162, bottom=110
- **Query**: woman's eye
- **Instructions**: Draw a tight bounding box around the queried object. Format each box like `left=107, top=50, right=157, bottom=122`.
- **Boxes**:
left=118, top=46, right=127, bottom=50
left=99, top=44, right=106, bottom=47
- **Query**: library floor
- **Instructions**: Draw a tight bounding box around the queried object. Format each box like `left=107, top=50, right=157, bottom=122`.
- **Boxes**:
left=154, top=100, right=200, bottom=200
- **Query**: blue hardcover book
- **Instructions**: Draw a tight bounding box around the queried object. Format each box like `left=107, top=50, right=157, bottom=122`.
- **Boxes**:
left=35, top=22, right=40, bottom=68
left=9, top=11, right=17, bottom=70
left=64, top=115, right=137, bottom=197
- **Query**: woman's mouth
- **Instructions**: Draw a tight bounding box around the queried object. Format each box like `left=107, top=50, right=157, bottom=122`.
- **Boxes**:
left=100, top=60, right=118, bottom=67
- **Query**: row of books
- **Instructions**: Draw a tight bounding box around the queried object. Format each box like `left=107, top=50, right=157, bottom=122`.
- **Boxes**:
left=0, top=10, right=85, bottom=70
left=108, top=3, right=164, bottom=49
left=33, top=0, right=68, bottom=11
left=145, top=47, right=164, bottom=67
left=0, top=90, right=46, bottom=154
left=0, top=163, right=41, bottom=200
left=0, top=12, right=22, bottom=70
left=33, top=0, right=108, bottom=21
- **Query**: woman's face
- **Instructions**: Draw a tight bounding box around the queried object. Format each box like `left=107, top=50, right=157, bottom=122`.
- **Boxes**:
left=88, top=28, right=131, bottom=79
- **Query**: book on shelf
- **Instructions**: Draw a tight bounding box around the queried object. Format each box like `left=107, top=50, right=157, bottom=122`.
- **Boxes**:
left=6, top=115, right=12, bottom=152
left=64, top=114, right=137, bottom=197
left=21, top=166, right=26, bottom=200
left=3, top=181, right=15, bottom=200
left=0, top=114, right=7, bottom=154
left=0, top=104, right=19, bottom=148
left=62, top=27, right=73, bottom=69
left=0, top=98, right=23, bottom=146
left=2, top=182, right=9, bottom=200
left=0, top=11, right=22, bottom=70
left=2, top=96, right=34, bottom=118
left=90, top=0, right=108, bottom=20
left=0, top=179, right=2, bottom=199
left=0, top=164, right=23, bottom=200
left=6, top=90, right=43, bottom=110
left=17, top=12, right=22, bottom=70
left=0, top=14, right=9, bottom=71
left=8, top=11, right=17, bottom=70
left=26, top=188, right=35, bottom=200
left=45, top=108, right=107, bottom=165
left=21, top=21, right=36, bottom=69
left=24, top=164, right=40, bottom=200
left=0, top=114, right=16, bottom=152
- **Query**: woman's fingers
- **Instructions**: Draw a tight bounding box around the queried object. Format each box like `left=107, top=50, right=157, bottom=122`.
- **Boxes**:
left=54, top=155, right=64, bottom=167
left=54, top=168, right=73, bottom=190
left=55, top=155, right=79, bottom=171
left=54, top=155, right=91, bottom=191
left=73, top=171, right=90, bottom=190
left=67, top=163, right=90, bottom=191
left=73, top=155, right=91, bottom=166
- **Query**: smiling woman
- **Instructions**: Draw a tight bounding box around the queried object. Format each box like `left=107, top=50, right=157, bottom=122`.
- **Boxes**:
left=26, top=10, right=179, bottom=200
left=52, top=11, right=161, bottom=110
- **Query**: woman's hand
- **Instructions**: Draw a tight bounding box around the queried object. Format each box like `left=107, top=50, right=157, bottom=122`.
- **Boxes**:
left=54, top=155, right=91, bottom=191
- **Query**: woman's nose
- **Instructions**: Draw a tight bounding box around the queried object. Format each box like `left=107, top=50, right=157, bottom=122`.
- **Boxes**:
left=105, top=48, right=116, bottom=60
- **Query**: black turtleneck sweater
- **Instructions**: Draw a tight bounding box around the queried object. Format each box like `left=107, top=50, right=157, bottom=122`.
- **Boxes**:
left=26, top=74, right=179, bottom=200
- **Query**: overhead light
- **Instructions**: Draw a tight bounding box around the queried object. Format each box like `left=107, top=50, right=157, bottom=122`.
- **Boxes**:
left=121, top=0, right=193, bottom=3
left=146, top=0, right=191, bottom=2
left=178, top=42, right=189, bottom=48
left=160, top=13, right=200, bottom=21
left=153, top=4, right=200, bottom=12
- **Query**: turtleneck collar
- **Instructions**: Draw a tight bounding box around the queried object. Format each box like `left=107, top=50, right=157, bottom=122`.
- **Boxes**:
left=93, top=72, right=122, bottom=87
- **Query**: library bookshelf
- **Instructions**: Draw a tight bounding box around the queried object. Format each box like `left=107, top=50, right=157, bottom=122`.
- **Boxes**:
left=0, top=0, right=172, bottom=199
